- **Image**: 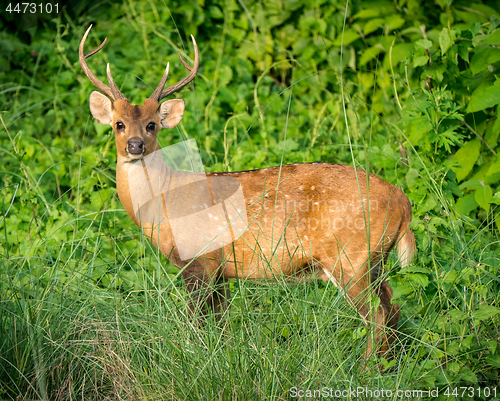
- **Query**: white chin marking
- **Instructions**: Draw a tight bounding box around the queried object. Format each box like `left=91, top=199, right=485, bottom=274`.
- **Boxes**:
left=125, top=150, right=145, bottom=160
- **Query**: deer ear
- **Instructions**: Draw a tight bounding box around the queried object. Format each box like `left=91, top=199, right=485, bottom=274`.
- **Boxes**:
left=158, top=99, right=185, bottom=128
left=89, top=91, right=113, bottom=125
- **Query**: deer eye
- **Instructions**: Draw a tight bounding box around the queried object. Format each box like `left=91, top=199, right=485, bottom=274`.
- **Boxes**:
left=146, top=122, right=156, bottom=132
left=116, top=121, right=125, bottom=131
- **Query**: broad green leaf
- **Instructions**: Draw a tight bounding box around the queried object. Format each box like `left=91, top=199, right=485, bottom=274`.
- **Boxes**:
left=458, top=41, right=470, bottom=62
left=443, top=270, right=459, bottom=283
left=455, top=194, right=478, bottom=216
left=473, top=305, right=500, bottom=321
left=485, top=354, right=500, bottom=368
left=415, top=39, right=433, bottom=49
left=484, top=28, right=500, bottom=45
left=413, top=55, right=429, bottom=67
left=407, top=117, right=432, bottom=145
left=458, top=368, right=478, bottom=383
left=459, top=179, right=482, bottom=190
left=467, top=80, right=500, bottom=112
left=486, top=154, right=500, bottom=176
left=471, top=22, right=482, bottom=36
left=405, top=168, right=419, bottom=190
left=353, top=9, right=380, bottom=19
left=208, top=5, right=223, bottom=19
left=491, top=192, right=500, bottom=205
left=406, top=273, right=429, bottom=288
left=485, top=117, right=500, bottom=148
left=218, top=65, right=233, bottom=87
left=481, top=340, right=498, bottom=354
left=449, top=309, right=467, bottom=321
left=439, top=28, right=455, bottom=55
left=431, top=348, right=445, bottom=359
left=385, top=15, right=405, bottom=31
left=452, top=139, right=481, bottom=181
left=467, top=3, right=500, bottom=21
left=470, top=46, right=500, bottom=74
left=384, top=43, right=413, bottom=70
left=360, top=45, right=383, bottom=66
left=475, top=184, right=492, bottom=212
left=333, top=30, right=360, bottom=46
left=391, top=284, right=413, bottom=301
left=363, top=18, right=384, bottom=35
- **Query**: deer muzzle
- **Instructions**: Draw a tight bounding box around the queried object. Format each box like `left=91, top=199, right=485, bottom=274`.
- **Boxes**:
left=126, top=137, right=145, bottom=155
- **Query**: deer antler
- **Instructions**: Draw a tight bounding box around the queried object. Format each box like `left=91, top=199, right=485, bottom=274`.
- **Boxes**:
left=149, top=35, right=199, bottom=102
left=79, top=25, right=125, bottom=101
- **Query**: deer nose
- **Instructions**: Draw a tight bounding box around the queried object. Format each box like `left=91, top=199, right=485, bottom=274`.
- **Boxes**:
left=126, top=137, right=145, bottom=155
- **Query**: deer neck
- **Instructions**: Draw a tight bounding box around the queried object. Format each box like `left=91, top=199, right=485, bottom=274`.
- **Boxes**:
left=115, top=148, right=172, bottom=227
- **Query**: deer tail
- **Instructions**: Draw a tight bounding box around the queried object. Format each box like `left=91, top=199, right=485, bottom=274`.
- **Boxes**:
left=397, top=200, right=416, bottom=268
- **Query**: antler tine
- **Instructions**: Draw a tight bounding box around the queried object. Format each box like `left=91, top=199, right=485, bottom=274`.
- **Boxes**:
left=149, top=35, right=200, bottom=102
left=149, top=63, right=170, bottom=102
left=178, top=53, right=193, bottom=71
left=106, top=64, right=125, bottom=100
left=79, top=25, right=124, bottom=100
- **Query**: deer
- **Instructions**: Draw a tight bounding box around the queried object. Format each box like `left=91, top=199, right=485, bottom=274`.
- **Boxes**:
left=79, top=25, right=416, bottom=361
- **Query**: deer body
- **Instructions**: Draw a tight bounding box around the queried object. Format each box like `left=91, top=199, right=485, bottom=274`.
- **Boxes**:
left=80, top=26, right=416, bottom=359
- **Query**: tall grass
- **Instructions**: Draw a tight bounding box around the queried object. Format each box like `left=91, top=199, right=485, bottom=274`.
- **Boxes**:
left=0, top=225, right=425, bottom=400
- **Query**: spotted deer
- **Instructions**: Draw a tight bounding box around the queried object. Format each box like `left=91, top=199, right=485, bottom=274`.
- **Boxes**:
left=79, top=25, right=416, bottom=359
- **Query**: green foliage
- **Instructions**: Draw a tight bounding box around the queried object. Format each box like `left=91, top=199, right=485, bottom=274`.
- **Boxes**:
left=1, top=0, right=500, bottom=399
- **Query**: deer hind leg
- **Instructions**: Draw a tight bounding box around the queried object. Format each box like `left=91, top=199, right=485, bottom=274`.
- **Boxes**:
left=374, top=277, right=400, bottom=356
left=181, top=259, right=230, bottom=322
left=321, top=253, right=399, bottom=359
left=207, top=276, right=230, bottom=320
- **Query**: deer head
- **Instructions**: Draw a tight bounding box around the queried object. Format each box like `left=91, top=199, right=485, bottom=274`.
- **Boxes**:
left=79, top=25, right=199, bottom=162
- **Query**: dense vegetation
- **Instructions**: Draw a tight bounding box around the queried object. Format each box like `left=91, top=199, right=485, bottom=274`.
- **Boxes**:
left=1, top=0, right=500, bottom=399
